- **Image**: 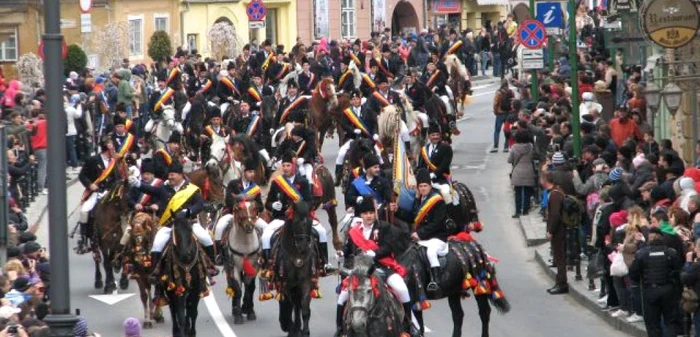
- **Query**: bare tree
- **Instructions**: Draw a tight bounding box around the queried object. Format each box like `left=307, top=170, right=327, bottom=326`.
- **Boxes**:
left=206, top=22, right=244, bottom=61
left=87, top=21, right=129, bottom=72
left=15, top=53, right=44, bottom=95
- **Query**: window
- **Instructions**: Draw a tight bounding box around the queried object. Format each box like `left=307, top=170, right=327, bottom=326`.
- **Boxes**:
left=128, top=15, right=144, bottom=57
left=187, top=34, right=198, bottom=53
left=154, top=14, right=169, bottom=32
left=0, top=28, right=18, bottom=61
left=341, top=0, right=356, bottom=39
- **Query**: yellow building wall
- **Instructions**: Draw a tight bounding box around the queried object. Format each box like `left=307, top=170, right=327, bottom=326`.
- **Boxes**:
left=1, top=7, right=41, bottom=79
left=460, top=0, right=507, bottom=31
left=60, top=2, right=110, bottom=51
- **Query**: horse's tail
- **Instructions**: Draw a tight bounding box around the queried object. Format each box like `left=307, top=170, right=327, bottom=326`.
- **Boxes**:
left=484, top=260, right=510, bottom=314
left=468, top=241, right=510, bottom=314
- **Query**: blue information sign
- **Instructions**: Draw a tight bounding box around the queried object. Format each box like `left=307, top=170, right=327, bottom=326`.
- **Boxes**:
left=536, top=2, right=564, bottom=31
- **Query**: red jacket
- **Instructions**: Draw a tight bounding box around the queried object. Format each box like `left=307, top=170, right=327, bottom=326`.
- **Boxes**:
left=27, top=118, right=47, bottom=150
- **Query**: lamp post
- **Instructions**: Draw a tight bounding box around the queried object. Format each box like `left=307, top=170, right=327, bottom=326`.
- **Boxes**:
left=643, top=80, right=660, bottom=130
left=42, top=0, right=78, bottom=335
left=661, top=82, right=683, bottom=117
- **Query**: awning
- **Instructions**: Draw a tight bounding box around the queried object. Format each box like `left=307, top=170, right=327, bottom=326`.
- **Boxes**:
left=433, top=0, right=462, bottom=13
left=475, top=0, right=509, bottom=6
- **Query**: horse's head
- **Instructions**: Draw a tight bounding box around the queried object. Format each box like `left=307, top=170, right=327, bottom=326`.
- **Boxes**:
left=233, top=200, right=258, bottom=234
left=161, top=105, right=177, bottom=127
left=346, top=254, right=379, bottom=334
left=285, top=201, right=313, bottom=255
left=172, top=211, right=195, bottom=262
left=129, top=212, right=155, bottom=254
left=317, top=78, right=338, bottom=108
left=205, top=134, right=230, bottom=172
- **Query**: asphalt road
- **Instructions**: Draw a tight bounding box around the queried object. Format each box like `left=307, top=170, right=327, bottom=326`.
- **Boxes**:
left=52, top=79, right=628, bottom=336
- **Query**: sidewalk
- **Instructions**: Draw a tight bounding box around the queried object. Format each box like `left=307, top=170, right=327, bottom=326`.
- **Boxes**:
left=518, top=215, right=647, bottom=336
left=26, top=170, right=81, bottom=248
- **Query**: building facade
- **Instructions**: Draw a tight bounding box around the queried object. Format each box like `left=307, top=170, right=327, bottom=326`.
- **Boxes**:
left=426, top=0, right=508, bottom=32
left=296, top=0, right=424, bottom=43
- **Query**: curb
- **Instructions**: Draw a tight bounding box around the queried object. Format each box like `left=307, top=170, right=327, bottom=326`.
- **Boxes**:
left=533, top=249, right=647, bottom=337
left=27, top=177, right=80, bottom=226
left=517, top=216, right=548, bottom=247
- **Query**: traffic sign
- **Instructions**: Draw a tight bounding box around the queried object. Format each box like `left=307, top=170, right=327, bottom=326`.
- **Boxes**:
left=522, top=48, right=544, bottom=70
left=249, top=21, right=266, bottom=29
left=79, top=0, right=92, bottom=13
left=246, top=0, right=267, bottom=21
left=518, top=20, right=547, bottom=49
left=536, top=2, right=564, bottom=35
left=38, top=39, right=68, bottom=61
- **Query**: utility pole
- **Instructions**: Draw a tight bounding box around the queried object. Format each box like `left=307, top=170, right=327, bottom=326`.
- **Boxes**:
left=569, top=0, right=581, bottom=158
left=529, top=0, right=539, bottom=101
left=0, top=127, right=7, bottom=266
left=42, top=0, right=78, bottom=335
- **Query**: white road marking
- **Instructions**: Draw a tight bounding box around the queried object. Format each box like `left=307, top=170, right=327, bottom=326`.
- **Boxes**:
left=472, top=90, right=496, bottom=97
left=89, top=293, right=136, bottom=305
left=204, top=291, right=238, bottom=337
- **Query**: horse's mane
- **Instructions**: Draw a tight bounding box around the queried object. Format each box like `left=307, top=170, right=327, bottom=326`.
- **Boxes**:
left=351, top=254, right=376, bottom=278
left=230, top=134, right=264, bottom=165
left=349, top=60, right=362, bottom=89
left=348, top=138, right=375, bottom=166
left=378, top=105, right=401, bottom=141
left=396, top=90, right=418, bottom=124
left=444, top=54, right=468, bottom=79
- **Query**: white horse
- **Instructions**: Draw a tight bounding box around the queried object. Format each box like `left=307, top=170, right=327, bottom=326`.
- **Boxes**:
left=377, top=100, right=425, bottom=162
left=205, top=133, right=239, bottom=188
left=277, top=63, right=303, bottom=98
left=144, top=105, right=183, bottom=150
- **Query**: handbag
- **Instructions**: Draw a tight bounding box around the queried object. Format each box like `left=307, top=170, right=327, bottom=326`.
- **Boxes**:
left=610, top=251, right=628, bottom=277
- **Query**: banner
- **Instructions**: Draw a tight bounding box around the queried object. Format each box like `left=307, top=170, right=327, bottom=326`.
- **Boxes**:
left=372, top=0, right=387, bottom=32
left=433, top=0, right=461, bottom=14
left=315, top=0, right=330, bottom=38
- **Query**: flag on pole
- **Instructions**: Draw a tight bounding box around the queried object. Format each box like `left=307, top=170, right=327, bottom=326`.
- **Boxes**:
left=392, top=129, right=416, bottom=212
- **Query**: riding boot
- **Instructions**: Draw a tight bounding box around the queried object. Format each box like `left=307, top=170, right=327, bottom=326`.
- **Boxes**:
left=214, top=240, right=224, bottom=266
left=334, top=304, right=345, bottom=337
left=76, top=222, right=89, bottom=255
left=427, top=267, right=442, bottom=293
left=319, top=242, right=337, bottom=276
left=404, top=142, right=411, bottom=156
left=334, top=164, right=343, bottom=187
left=203, top=245, right=220, bottom=277
left=402, top=302, right=419, bottom=336
left=149, top=252, right=162, bottom=283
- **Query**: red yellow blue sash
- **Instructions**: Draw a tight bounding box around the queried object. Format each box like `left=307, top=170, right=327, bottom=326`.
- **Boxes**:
left=273, top=176, right=302, bottom=202
left=261, top=52, right=276, bottom=71
left=275, top=63, right=291, bottom=80
left=246, top=115, right=261, bottom=137
left=426, top=70, right=441, bottom=88
left=138, top=178, right=164, bottom=206
left=420, top=146, right=438, bottom=172
left=116, top=133, right=135, bottom=157
left=220, top=77, right=241, bottom=96
left=446, top=40, right=463, bottom=55
left=247, top=87, right=262, bottom=102
left=154, top=88, right=174, bottom=111
left=279, top=96, right=306, bottom=123
left=124, top=119, right=133, bottom=132
left=156, top=149, right=173, bottom=165
left=348, top=52, right=361, bottom=66
left=81, top=158, right=118, bottom=201
left=166, top=67, right=180, bottom=86
left=242, top=183, right=261, bottom=198
left=198, top=79, right=212, bottom=94
left=372, top=91, right=391, bottom=107
left=362, top=74, right=376, bottom=90
left=414, top=194, right=443, bottom=227
left=338, top=71, right=351, bottom=87
left=343, top=108, right=369, bottom=136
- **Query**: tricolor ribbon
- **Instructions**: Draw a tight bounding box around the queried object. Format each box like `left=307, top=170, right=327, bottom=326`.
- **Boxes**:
left=414, top=194, right=443, bottom=227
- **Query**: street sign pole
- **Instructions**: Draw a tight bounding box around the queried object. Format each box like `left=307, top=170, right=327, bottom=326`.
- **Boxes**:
left=569, top=0, right=581, bottom=158
left=529, top=0, right=539, bottom=102
left=42, top=0, right=78, bottom=335
left=548, top=37, right=555, bottom=69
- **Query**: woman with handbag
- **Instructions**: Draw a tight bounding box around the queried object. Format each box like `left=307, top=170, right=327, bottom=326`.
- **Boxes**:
left=508, top=129, right=536, bottom=218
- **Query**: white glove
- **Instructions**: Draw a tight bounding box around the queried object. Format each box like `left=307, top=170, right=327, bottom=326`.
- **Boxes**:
left=430, top=173, right=436, bottom=180
left=272, top=161, right=280, bottom=170
left=373, top=134, right=379, bottom=141
left=128, top=176, right=140, bottom=188
left=256, top=101, right=262, bottom=107
left=364, top=250, right=376, bottom=258
left=346, top=207, right=354, bottom=215
left=232, top=100, right=240, bottom=105
left=269, top=128, right=275, bottom=135
left=296, top=158, right=305, bottom=167
left=272, top=201, right=283, bottom=211
left=354, top=128, right=361, bottom=135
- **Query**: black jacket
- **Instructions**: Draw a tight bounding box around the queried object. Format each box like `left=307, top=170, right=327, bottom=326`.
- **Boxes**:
left=78, top=154, right=119, bottom=191
left=137, top=180, right=205, bottom=222
left=345, top=174, right=392, bottom=209
left=336, top=70, right=356, bottom=93
left=342, top=220, right=399, bottom=270
left=128, top=178, right=165, bottom=209
left=339, top=105, right=377, bottom=140
left=273, top=95, right=309, bottom=128
left=417, top=142, right=453, bottom=184
left=265, top=174, right=311, bottom=220
left=366, top=89, right=403, bottom=116
left=395, top=190, right=449, bottom=241
left=244, top=85, right=274, bottom=111
left=187, top=76, right=215, bottom=101
left=629, top=240, right=680, bottom=286
left=275, top=129, right=316, bottom=164
left=216, top=76, right=244, bottom=103
left=225, top=179, right=263, bottom=213
left=297, top=72, right=318, bottom=95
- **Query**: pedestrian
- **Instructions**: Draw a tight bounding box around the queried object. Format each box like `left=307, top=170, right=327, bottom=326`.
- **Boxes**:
left=629, top=226, right=681, bottom=337
left=491, top=79, right=513, bottom=153
left=508, top=129, right=536, bottom=218
left=543, top=171, right=568, bottom=294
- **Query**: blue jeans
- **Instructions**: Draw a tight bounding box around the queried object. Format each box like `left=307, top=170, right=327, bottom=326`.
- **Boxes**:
left=125, top=104, right=133, bottom=119
left=480, top=51, right=490, bottom=75
left=66, top=135, right=78, bottom=167
left=514, top=186, right=533, bottom=214
left=493, top=114, right=508, bottom=148
left=492, top=52, right=502, bottom=77
left=694, top=312, right=700, bottom=337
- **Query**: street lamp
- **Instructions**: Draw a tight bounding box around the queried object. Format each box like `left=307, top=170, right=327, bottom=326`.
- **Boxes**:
left=662, top=82, right=683, bottom=117
left=645, top=81, right=661, bottom=110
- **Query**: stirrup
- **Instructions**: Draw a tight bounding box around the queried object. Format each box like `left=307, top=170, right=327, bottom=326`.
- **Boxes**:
left=427, top=281, right=439, bottom=292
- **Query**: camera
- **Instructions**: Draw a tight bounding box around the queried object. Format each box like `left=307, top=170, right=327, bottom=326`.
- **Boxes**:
left=8, top=324, right=18, bottom=334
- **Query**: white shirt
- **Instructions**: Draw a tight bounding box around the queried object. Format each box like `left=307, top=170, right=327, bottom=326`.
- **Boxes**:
left=428, top=143, right=437, bottom=158
left=173, top=180, right=186, bottom=192
left=354, top=106, right=362, bottom=116
left=361, top=222, right=373, bottom=240
left=100, top=154, right=110, bottom=168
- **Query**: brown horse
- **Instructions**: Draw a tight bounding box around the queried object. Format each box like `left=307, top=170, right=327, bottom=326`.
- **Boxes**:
left=309, top=78, right=342, bottom=151
left=187, top=167, right=225, bottom=228
left=444, top=54, right=473, bottom=120
left=123, top=212, right=165, bottom=329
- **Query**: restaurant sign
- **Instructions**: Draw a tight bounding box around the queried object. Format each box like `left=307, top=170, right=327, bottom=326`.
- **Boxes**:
left=641, top=0, right=700, bottom=49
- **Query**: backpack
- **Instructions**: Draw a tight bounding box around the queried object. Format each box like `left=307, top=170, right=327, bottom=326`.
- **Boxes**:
left=681, top=286, right=699, bottom=313
left=499, top=89, right=513, bottom=112
left=554, top=189, right=583, bottom=228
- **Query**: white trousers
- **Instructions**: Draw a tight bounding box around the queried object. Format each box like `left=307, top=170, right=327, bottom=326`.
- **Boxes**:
left=151, top=222, right=214, bottom=253
left=261, top=219, right=327, bottom=250
left=417, top=238, right=448, bottom=268
left=440, top=96, right=454, bottom=116
left=298, top=163, right=315, bottom=185
left=445, top=86, right=454, bottom=101
left=338, top=273, right=410, bottom=304
left=213, top=213, right=268, bottom=240
left=335, top=139, right=383, bottom=166
left=79, top=192, right=105, bottom=223
left=258, top=149, right=271, bottom=166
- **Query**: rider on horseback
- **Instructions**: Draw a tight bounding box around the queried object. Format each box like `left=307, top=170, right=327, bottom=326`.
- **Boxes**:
left=112, top=114, right=139, bottom=160
left=345, top=153, right=392, bottom=213
left=261, top=151, right=335, bottom=275
left=337, top=196, right=414, bottom=337
left=217, top=62, right=244, bottom=113
left=417, top=123, right=456, bottom=205
left=334, top=89, right=382, bottom=186
left=366, top=73, right=405, bottom=122
left=202, top=105, right=230, bottom=139
left=76, top=138, right=119, bottom=254
left=275, top=120, right=316, bottom=187
left=152, top=132, right=181, bottom=181
left=271, top=79, right=308, bottom=131
left=336, top=57, right=356, bottom=94
left=244, top=70, right=274, bottom=114
left=148, top=72, right=174, bottom=115
left=213, top=157, right=267, bottom=264
left=421, top=57, right=450, bottom=102
left=393, top=168, right=450, bottom=295
left=359, top=59, right=380, bottom=99
left=127, top=162, right=219, bottom=280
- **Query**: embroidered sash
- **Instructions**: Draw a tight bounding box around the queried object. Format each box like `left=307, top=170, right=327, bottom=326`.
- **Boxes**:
left=166, top=67, right=180, bottom=86
left=154, top=88, right=174, bottom=111
left=446, top=40, right=463, bottom=55
left=116, top=133, right=135, bottom=157
left=279, top=96, right=306, bottom=123
left=242, top=183, right=261, bottom=198
left=371, top=91, right=391, bottom=107
left=347, top=226, right=406, bottom=277
left=414, top=194, right=443, bottom=227
left=156, top=149, right=173, bottom=165
left=247, top=87, right=262, bottom=102
left=138, top=178, right=164, bottom=206
left=159, top=183, right=200, bottom=227
left=426, top=70, right=441, bottom=88
left=273, top=175, right=302, bottom=202
left=220, top=77, right=241, bottom=96
left=338, top=71, right=351, bottom=88
left=362, top=74, right=376, bottom=90
left=246, top=115, right=261, bottom=137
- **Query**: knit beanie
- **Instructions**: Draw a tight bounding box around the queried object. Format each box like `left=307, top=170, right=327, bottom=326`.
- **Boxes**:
left=609, top=210, right=628, bottom=227
left=123, top=317, right=142, bottom=337
left=551, top=152, right=565, bottom=165
left=608, top=167, right=623, bottom=182
left=73, top=317, right=88, bottom=337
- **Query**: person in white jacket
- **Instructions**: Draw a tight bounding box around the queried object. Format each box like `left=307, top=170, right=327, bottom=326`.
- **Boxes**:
left=65, top=93, right=83, bottom=170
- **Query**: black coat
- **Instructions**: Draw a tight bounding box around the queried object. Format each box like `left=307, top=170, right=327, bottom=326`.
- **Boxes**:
left=342, top=220, right=398, bottom=270
left=396, top=190, right=449, bottom=241
left=244, top=85, right=274, bottom=111
left=359, top=73, right=378, bottom=98
left=187, top=77, right=215, bottom=101
left=273, top=95, right=309, bottom=128
left=339, top=105, right=377, bottom=139
left=265, top=174, right=311, bottom=220
left=78, top=154, right=119, bottom=190
left=417, top=142, right=453, bottom=184
left=297, top=72, right=318, bottom=95
left=225, top=179, right=263, bottom=213
left=275, top=129, right=316, bottom=164
left=149, top=88, right=175, bottom=113
left=405, top=81, right=431, bottom=110
left=345, top=174, right=392, bottom=209
left=366, top=90, right=403, bottom=116
left=336, top=70, right=356, bottom=93
left=137, top=180, right=205, bottom=222
left=216, top=76, right=244, bottom=103
left=128, top=178, right=165, bottom=209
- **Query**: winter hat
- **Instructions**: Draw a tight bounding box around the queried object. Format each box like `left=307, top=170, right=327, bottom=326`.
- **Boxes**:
left=551, top=152, right=565, bottom=165
left=123, top=317, right=142, bottom=337
left=609, top=210, right=628, bottom=227
left=608, top=167, right=623, bottom=182
left=416, top=168, right=432, bottom=185
left=680, top=177, right=696, bottom=192
left=356, top=196, right=376, bottom=214
left=632, top=153, right=646, bottom=169
left=73, top=317, right=88, bottom=337
left=650, top=186, right=667, bottom=202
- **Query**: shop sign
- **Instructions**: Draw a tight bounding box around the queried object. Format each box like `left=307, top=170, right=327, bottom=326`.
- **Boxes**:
left=641, top=0, right=700, bottom=49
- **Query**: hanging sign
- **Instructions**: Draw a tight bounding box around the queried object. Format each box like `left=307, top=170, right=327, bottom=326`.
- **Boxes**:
left=641, top=0, right=699, bottom=49
left=79, top=0, right=92, bottom=13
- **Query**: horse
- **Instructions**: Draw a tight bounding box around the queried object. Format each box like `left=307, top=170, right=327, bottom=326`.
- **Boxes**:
left=274, top=201, right=316, bottom=337
left=444, top=54, right=473, bottom=120
left=145, top=105, right=184, bottom=150
left=229, top=135, right=270, bottom=186
left=309, top=78, right=342, bottom=151
left=340, top=137, right=376, bottom=195
left=158, top=215, right=209, bottom=337
left=398, top=239, right=510, bottom=337
left=377, top=104, right=423, bottom=164
left=260, top=95, right=279, bottom=152
left=92, top=178, right=131, bottom=294
left=223, top=200, right=261, bottom=325
left=122, top=212, right=164, bottom=329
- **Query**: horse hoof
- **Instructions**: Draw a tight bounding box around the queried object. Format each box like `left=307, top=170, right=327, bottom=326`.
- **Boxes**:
left=247, top=311, right=257, bottom=321
left=233, top=315, right=245, bottom=325
left=103, top=283, right=116, bottom=294
left=155, top=316, right=165, bottom=324
left=302, top=331, right=310, bottom=337
left=142, top=321, right=153, bottom=329
left=94, top=280, right=103, bottom=289
left=119, top=275, right=129, bottom=290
